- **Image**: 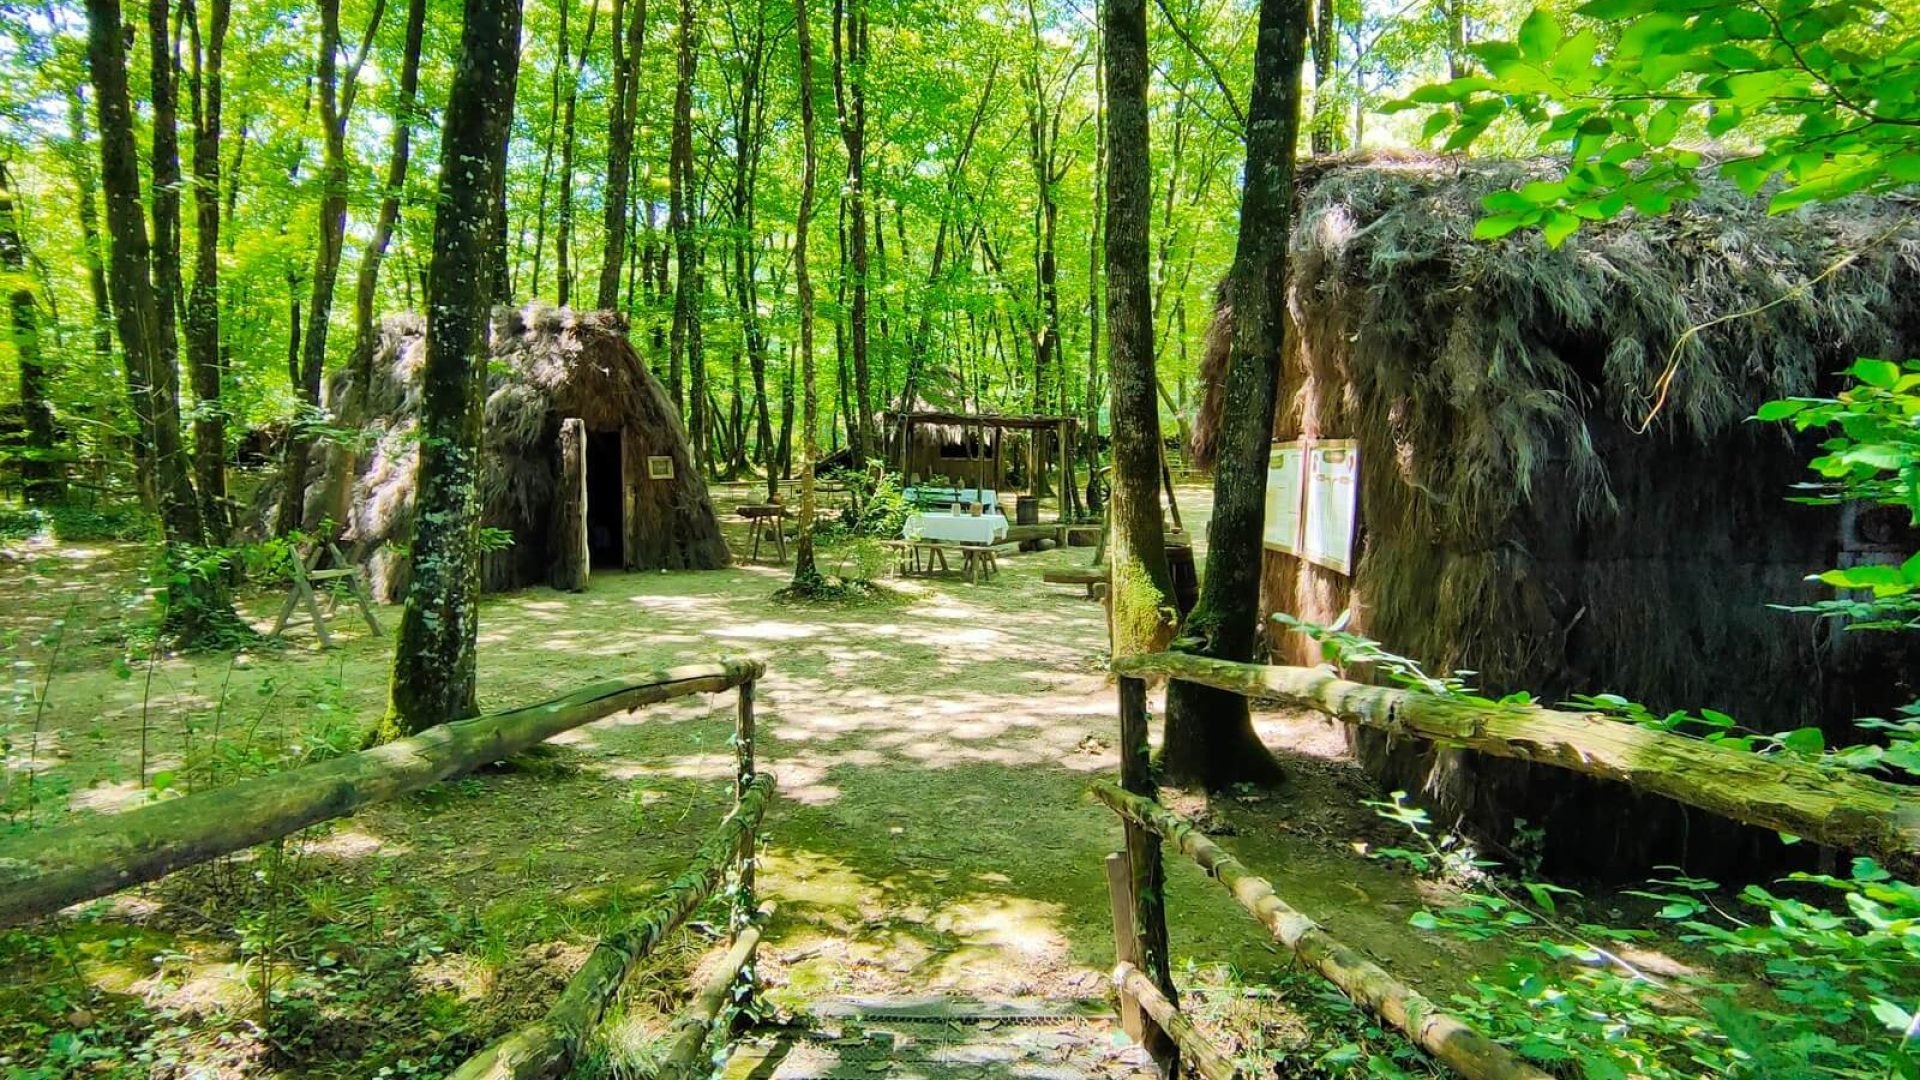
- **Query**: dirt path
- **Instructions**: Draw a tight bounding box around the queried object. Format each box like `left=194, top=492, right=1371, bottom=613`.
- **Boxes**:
left=0, top=490, right=1500, bottom=1076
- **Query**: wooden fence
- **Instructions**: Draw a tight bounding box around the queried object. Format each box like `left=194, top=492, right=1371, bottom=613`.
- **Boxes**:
left=1099, top=650, right=1920, bottom=1077
left=1113, top=652, right=1920, bottom=870
left=0, top=658, right=774, bottom=1080
left=1097, top=665, right=1550, bottom=1080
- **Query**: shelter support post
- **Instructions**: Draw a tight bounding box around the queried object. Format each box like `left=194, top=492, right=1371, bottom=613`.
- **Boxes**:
left=554, top=418, right=589, bottom=592
left=1058, top=420, right=1072, bottom=522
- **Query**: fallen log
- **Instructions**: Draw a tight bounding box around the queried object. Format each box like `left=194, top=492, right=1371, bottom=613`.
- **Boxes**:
left=449, top=773, right=775, bottom=1080
left=1092, top=781, right=1548, bottom=1080
left=1113, top=652, right=1920, bottom=871
left=0, top=659, right=765, bottom=928
left=1111, top=961, right=1241, bottom=1080
left=655, top=905, right=773, bottom=1080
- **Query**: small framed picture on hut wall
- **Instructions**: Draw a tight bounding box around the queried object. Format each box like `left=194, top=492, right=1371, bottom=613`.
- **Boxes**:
left=647, top=455, right=675, bottom=480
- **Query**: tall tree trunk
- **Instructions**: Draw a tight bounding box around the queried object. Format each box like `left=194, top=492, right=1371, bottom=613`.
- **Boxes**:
left=381, top=0, right=523, bottom=739
left=597, top=0, right=646, bottom=309
left=0, top=166, right=57, bottom=504
left=490, top=171, right=511, bottom=302
left=1022, top=0, right=1065, bottom=423
left=553, top=0, right=597, bottom=309
left=346, top=0, right=426, bottom=406
left=148, top=0, right=187, bottom=499
left=791, top=0, right=821, bottom=585
left=89, top=0, right=241, bottom=644
left=184, top=0, right=229, bottom=541
left=1310, top=0, right=1336, bottom=154
left=321, top=0, right=426, bottom=530
left=669, top=0, right=706, bottom=471
left=1160, top=0, right=1306, bottom=789
left=777, top=339, right=795, bottom=479
left=726, top=1, right=774, bottom=494
left=65, top=86, right=147, bottom=505
left=1084, top=25, right=1105, bottom=513
left=833, top=0, right=871, bottom=461
left=280, top=0, right=385, bottom=535
left=1446, top=0, right=1466, bottom=78
left=1104, top=0, right=1175, bottom=657
left=894, top=64, right=995, bottom=423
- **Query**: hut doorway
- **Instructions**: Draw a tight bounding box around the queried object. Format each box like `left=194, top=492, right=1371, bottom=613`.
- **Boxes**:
left=586, top=429, right=625, bottom=569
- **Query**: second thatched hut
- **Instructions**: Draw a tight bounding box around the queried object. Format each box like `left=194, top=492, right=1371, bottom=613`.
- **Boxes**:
left=1196, top=155, right=1920, bottom=873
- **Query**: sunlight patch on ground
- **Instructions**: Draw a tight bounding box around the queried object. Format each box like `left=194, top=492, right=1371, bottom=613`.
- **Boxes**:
left=303, top=826, right=400, bottom=861
left=708, top=620, right=832, bottom=642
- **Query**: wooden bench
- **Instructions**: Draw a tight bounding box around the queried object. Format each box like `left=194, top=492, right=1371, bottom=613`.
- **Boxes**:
left=1044, top=567, right=1107, bottom=600
left=956, top=542, right=1013, bottom=585
left=882, top=539, right=951, bottom=576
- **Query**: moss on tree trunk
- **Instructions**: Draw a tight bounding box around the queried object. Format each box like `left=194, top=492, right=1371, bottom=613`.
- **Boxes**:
left=381, top=0, right=523, bottom=739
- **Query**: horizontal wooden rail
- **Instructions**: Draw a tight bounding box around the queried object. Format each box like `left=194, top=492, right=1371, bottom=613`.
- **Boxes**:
left=0, top=659, right=765, bottom=928
left=450, top=773, right=775, bottom=1080
left=1113, top=652, right=1920, bottom=870
left=657, top=905, right=774, bottom=1080
left=1094, top=781, right=1548, bottom=1080
left=1112, top=962, right=1241, bottom=1080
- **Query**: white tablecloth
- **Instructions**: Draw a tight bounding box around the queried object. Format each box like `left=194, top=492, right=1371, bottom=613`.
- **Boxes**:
left=904, top=511, right=1009, bottom=544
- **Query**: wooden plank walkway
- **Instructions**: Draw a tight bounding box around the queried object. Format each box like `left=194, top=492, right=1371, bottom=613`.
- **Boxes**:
left=723, top=997, right=1158, bottom=1080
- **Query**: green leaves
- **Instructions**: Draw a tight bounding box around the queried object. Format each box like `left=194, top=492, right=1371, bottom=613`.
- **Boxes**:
left=1404, top=0, right=1920, bottom=249
left=1516, top=10, right=1562, bottom=64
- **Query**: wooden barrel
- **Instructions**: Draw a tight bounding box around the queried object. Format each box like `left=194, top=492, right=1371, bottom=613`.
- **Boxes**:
left=1015, top=495, right=1040, bottom=526
left=1166, top=543, right=1198, bottom=617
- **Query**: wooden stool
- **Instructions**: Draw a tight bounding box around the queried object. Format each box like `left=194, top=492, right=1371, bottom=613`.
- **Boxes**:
left=740, top=504, right=790, bottom=563
left=270, top=540, right=383, bottom=648
left=959, top=543, right=999, bottom=584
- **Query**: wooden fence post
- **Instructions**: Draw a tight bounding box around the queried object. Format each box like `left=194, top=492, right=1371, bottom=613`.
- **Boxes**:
left=732, top=678, right=759, bottom=1005
left=1116, top=674, right=1177, bottom=1076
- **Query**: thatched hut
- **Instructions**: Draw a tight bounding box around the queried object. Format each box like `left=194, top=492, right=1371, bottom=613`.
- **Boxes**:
left=284, top=304, right=727, bottom=600
left=1196, top=155, right=1920, bottom=873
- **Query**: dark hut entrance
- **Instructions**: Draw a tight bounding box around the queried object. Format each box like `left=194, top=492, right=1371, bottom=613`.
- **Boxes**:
left=586, top=429, right=624, bottom=569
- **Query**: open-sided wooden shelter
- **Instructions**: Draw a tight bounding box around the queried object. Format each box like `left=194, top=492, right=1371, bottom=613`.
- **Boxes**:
left=882, top=408, right=1082, bottom=522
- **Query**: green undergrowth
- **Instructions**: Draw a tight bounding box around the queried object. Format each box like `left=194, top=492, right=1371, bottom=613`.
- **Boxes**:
left=1179, top=961, right=1449, bottom=1078
left=0, top=765, right=744, bottom=1079
left=1282, top=613, right=1920, bottom=1078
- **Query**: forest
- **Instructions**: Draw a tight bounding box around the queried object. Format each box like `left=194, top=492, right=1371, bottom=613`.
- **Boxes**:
left=2, top=0, right=1919, bottom=1075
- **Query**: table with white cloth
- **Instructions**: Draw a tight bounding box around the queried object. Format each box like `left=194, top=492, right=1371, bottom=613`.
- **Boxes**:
left=903, top=510, right=1009, bottom=545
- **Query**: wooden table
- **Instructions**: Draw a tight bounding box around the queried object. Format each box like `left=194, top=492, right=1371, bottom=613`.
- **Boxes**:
left=739, top=504, right=790, bottom=563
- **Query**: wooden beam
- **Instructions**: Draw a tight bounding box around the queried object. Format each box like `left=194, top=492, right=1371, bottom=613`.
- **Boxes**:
left=1112, top=962, right=1242, bottom=1080
left=1112, top=652, right=1920, bottom=870
left=1093, top=782, right=1547, bottom=1080
left=0, top=660, right=766, bottom=928
left=1104, top=852, right=1146, bottom=1044
left=450, top=775, right=776, bottom=1080
left=656, top=906, right=773, bottom=1080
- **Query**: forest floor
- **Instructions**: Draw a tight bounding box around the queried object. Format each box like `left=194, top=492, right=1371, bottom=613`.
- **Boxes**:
left=0, top=484, right=1670, bottom=1078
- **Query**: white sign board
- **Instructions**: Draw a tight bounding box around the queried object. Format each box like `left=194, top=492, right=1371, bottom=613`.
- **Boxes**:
left=1262, top=439, right=1359, bottom=575
left=1262, top=445, right=1304, bottom=553
left=1301, top=443, right=1359, bottom=574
